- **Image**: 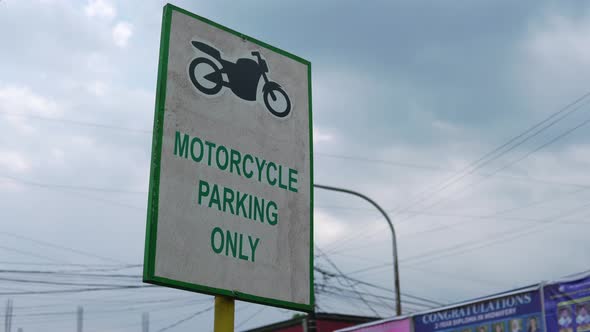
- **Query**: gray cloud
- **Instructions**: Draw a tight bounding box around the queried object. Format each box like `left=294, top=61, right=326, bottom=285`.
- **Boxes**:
left=1, top=0, right=590, bottom=331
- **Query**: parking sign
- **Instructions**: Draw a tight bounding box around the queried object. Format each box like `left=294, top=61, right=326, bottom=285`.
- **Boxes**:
left=143, top=4, right=313, bottom=311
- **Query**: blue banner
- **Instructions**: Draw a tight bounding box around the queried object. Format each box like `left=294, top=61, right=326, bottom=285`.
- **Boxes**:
left=414, top=290, right=544, bottom=332
left=544, top=274, right=590, bottom=332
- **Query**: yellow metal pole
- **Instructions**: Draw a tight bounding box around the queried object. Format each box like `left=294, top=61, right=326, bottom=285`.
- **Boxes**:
left=214, top=296, right=235, bottom=332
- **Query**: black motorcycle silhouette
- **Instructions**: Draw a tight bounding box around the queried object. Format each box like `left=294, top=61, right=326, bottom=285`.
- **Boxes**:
left=188, top=41, right=291, bottom=118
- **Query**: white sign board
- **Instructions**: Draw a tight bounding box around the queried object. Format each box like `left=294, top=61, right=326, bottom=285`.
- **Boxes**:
left=143, top=4, right=313, bottom=311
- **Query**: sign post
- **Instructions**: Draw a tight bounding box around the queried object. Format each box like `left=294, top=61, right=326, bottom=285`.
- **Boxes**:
left=214, top=296, right=235, bottom=332
left=143, top=4, right=314, bottom=329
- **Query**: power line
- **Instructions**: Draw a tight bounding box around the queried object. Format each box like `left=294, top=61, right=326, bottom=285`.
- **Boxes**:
left=337, top=199, right=590, bottom=282
left=7, top=109, right=586, bottom=189
left=4, top=265, right=440, bottom=314
left=0, top=232, right=129, bottom=264
left=12, top=295, right=202, bottom=310
left=316, top=289, right=390, bottom=315
left=314, top=264, right=443, bottom=307
left=322, top=181, right=590, bottom=255
left=398, top=114, right=590, bottom=223
left=0, top=111, right=152, bottom=134
left=405, top=205, right=587, bottom=266
left=0, top=298, right=207, bottom=318
left=316, top=153, right=590, bottom=189
left=351, top=200, right=590, bottom=273
left=315, top=246, right=380, bottom=316
left=73, top=303, right=211, bottom=332
left=0, top=245, right=67, bottom=264
left=155, top=306, right=213, bottom=332
left=0, top=269, right=140, bottom=279
left=0, top=276, right=139, bottom=288
left=405, top=265, right=508, bottom=288
left=327, top=208, right=589, bottom=255
left=0, top=285, right=154, bottom=296
left=0, top=174, right=146, bottom=195
left=235, top=307, right=266, bottom=329
left=0, top=262, right=128, bottom=267
left=1, top=174, right=145, bottom=211
left=325, top=102, right=590, bottom=254
left=316, top=246, right=379, bottom=315
left=316, top=283, right=434, bottom=309
left=486, top=186, right=588, bottom=217
left=387, top=91, right=590, bottom=221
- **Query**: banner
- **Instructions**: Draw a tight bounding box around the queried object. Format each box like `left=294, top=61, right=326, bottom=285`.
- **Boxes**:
left=414, top=290, right=544, bottom=332
left=544, top=274, right=590, bottom=332
left=336, top=317, right=411, bottom=332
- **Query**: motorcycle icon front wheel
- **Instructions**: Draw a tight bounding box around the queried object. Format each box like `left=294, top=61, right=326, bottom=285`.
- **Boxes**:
left=263, top=86, right=291, bottom=118
left=188, top=57, right=223, bottom=95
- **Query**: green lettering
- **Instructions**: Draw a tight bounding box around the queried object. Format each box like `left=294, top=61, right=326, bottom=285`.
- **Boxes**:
left=205, top=141, right=216, bottom=166
left=190, top=137, right=204, bottom=162
left=242, top=154, right=254, bottom=179
left=277, top=165, right=287, bottom=190
left=288, top=168, right=298, bottom=193
left=266, top=162, right=277, bottom=186
left=216, top=145, right=229, bottom=170
left=266, top=200, right=278, bottom=225
left=248, top=236, right=260, bottom=262
left=235, top=191, right=248, bottom=218
left=247, top=195, right=252, bottom=220
left=222, top=187, right=235, bottom=214
left=253, top=196, right=264, bottom=223
left=254, top=157, right=266, bottom=182
left=211, top=227, right=224, bottom=254
left=238, top=233, right=249, bottom=261
left=197, top=180, right=209, bottom=205
left=225, top=230, right=237, bottom=258
left=208, top=184, right=221, bottom=210
left=229, top=149, right=241, bottom=176
left=174, top=131, right=189, bottom=158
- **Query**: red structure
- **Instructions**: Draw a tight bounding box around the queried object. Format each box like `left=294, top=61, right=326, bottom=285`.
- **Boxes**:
left=243, top=313, right=378, bottom=332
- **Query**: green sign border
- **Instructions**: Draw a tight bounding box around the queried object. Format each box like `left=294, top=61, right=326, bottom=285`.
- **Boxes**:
left=143, top=3, right=314, bottom=312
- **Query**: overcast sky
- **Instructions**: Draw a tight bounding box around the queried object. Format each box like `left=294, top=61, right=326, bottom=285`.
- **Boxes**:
left=1, top=0, right=590, bottom=331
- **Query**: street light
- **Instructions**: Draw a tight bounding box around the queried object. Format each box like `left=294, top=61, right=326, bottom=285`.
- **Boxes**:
left=313, top=183, right=402, bottom=316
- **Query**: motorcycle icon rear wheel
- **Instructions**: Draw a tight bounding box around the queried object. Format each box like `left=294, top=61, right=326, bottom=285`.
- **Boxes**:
left=263, top=87, right=291, bottom=118
left=188, top=57, right=222, bottom=95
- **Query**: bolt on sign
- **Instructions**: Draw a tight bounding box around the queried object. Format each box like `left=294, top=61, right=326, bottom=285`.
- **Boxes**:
left=143, top=4, right=314, bottom=312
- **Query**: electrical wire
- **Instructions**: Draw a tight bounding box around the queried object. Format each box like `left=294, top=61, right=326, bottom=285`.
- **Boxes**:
left=0, top=245, right=67, bottom=263
left=0, top=232, right=130, bottom=264
left=315, top=247, right=380, bottom=316
left=316, top=153, right=590, bottom=189
left=314, top=266, right=443, bottom=307
left=0, top=111, right=152, bottom=134
left=0, top=285, right=154, bottom=296
left=236, top=307, right=266, bottom=330
left=397, top=115, right=590, bottom=224
left=344, top=200, right=590, bottom=277
left=155, top=306, right=213, bottom=332
left=387, top=91, right=590, bottom=221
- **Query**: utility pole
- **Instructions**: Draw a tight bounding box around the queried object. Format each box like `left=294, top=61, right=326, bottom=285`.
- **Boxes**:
left=76, top=306, right=83, bottom=332
left=4, top=299, right=13, bottom=332
left=305, top=311, right=316, bottom=332
left=142, top=312, right=149, bottom=332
